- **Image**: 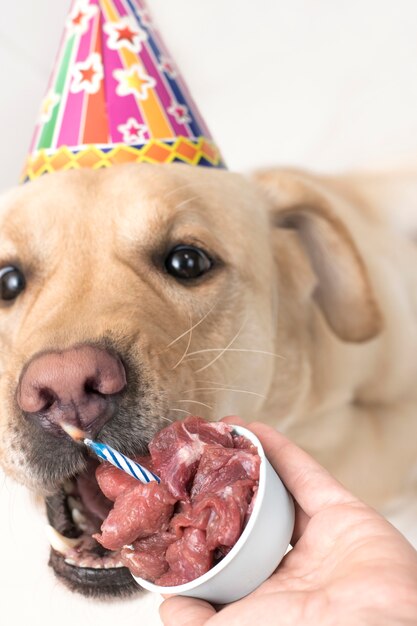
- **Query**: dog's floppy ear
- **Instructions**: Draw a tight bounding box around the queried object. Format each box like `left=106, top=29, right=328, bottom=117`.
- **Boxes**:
left=266, top=185, right=383, bottom=343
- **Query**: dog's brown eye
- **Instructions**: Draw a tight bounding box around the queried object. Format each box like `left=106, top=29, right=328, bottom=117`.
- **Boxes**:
left=165, top=246, right=213, bottom=280
left=0, top=266, right=26, bottom=301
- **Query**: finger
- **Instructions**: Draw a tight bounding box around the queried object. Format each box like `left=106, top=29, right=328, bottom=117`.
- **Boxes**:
left=221, top=415, right=245, bottom=425
left=160, top=596, right=216, bottom=626
left=291, top=500, right=310, bottom=545
left=247, top=422, right=357, bottom=517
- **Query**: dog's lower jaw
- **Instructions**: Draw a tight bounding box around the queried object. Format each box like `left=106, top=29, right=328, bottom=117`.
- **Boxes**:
left=49, top=549, right=139, bottom=598
left=44, top=461, right=141, bottom=597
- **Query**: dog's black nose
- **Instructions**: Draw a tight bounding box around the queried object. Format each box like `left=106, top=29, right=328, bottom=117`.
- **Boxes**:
left=17, top=345, right=126, bottom=436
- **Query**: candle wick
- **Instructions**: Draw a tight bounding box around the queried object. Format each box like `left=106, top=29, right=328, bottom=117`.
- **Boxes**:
left=59, top=421, right=88, bottom=442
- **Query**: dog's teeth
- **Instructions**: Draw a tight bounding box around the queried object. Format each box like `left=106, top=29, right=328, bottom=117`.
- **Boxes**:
left=67, top=496, right=89, bottom=531
left=71, top=507, right=88, bottom=531
left=45, top=525, right=82, bottom=555
left=104, top=561, right=124, bottom=569
left=78, top=559, right=91, bottom=568
left=63, top=557, right=125, bottom=570
left=68, top=496, right=84, bottom=512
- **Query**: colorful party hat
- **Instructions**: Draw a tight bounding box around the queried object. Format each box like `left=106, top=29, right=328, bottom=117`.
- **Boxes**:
left=21, top=0, right=225, bottom=182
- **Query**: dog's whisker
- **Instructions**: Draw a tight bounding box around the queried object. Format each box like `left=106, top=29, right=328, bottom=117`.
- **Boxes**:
left=180, top=380, right=241, bottom=392
left=181, top=386, right=266, bottom=400
left=194, top=378, right=233, bottom=389
left=173, top=195, right=202, bottom=210
left=186, top=348, right=286, bottom=360
left=158, top=415, right=175, bottom=423
left=169, top=407, right=194, bottom=416
left=163, top=181, right=214, bottom=200
left=194, top=318, right=247, bottom=374
left=194, top=378, right=242, bottom=388
left=163, top=301, right=218, bottom=352
left=171, top=312, right=194, bottom=370
left=174, top=399, right=214, bottom=410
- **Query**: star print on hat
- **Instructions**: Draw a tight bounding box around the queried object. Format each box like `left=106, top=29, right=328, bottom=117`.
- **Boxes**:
left=21, top=0, right=225, bottom=182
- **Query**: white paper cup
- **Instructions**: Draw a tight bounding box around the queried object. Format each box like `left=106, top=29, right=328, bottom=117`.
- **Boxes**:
left=131, top=425, right=295, bottom=604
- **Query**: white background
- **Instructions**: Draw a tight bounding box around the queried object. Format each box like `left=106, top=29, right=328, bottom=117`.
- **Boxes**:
left=1, top=1, right=417, bottom=624
left=1, top=0, right=417, bottom=190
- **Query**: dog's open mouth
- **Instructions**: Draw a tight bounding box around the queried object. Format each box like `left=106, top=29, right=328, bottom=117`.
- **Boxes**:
left=45, top=458, right=139, bottom=597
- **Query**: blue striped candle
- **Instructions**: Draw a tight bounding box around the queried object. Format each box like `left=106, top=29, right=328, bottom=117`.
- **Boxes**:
left=59, top=422, right=160, bottom=485
left=84, top=438, right=160, bottom=484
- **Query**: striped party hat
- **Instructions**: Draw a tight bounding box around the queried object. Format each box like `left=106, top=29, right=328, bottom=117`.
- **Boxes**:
left=21, top=0, right=225, bottom=182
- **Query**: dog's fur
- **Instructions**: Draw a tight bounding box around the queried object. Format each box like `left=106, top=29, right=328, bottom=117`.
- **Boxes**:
left=0, top=162, right=416, bottom=524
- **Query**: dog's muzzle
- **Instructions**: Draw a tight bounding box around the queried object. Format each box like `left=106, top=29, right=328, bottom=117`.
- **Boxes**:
left=15, top=343, right=147, bottom=597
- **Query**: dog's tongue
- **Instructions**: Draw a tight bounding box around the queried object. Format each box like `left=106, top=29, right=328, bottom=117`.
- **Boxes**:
left=76, top=459, right=113, bottom=521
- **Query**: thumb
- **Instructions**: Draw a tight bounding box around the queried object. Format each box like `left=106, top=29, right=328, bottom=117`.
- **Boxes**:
left=160, top=596, right=216, bottom=626
left=220, top=415, right=245, bottom=425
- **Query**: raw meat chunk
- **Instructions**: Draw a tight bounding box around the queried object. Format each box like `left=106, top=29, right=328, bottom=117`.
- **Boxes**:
left=191, top=445, right=260, bottom=499
left=156, top=528, right=213, bottom=587
left=121, top=532, right=176, bottom=580
left=93, top=481, right=176, bottom=550
left=94, top=416, right=260, bottom=585
left=149, top=416, right=234, bottom=498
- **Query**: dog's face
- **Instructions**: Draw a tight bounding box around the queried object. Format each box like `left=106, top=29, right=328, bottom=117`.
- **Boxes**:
left=0, top=163, right=282, bottom=596
left=0, top=163, right=381, bottom=597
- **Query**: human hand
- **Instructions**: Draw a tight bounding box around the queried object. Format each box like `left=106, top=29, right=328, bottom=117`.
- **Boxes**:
left=160, top=420, right=417, bottom=626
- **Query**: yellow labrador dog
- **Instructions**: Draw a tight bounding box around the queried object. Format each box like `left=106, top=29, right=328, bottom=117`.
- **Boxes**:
left=0, top=162, right=416, bottom=597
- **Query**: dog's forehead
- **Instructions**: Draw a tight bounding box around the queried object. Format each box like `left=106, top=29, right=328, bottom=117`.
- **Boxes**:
left=1, top=164, right=255, bottom=224
left=0, top=164, right=269, bottom=266
left=98, top=163, right=262, bottom=232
